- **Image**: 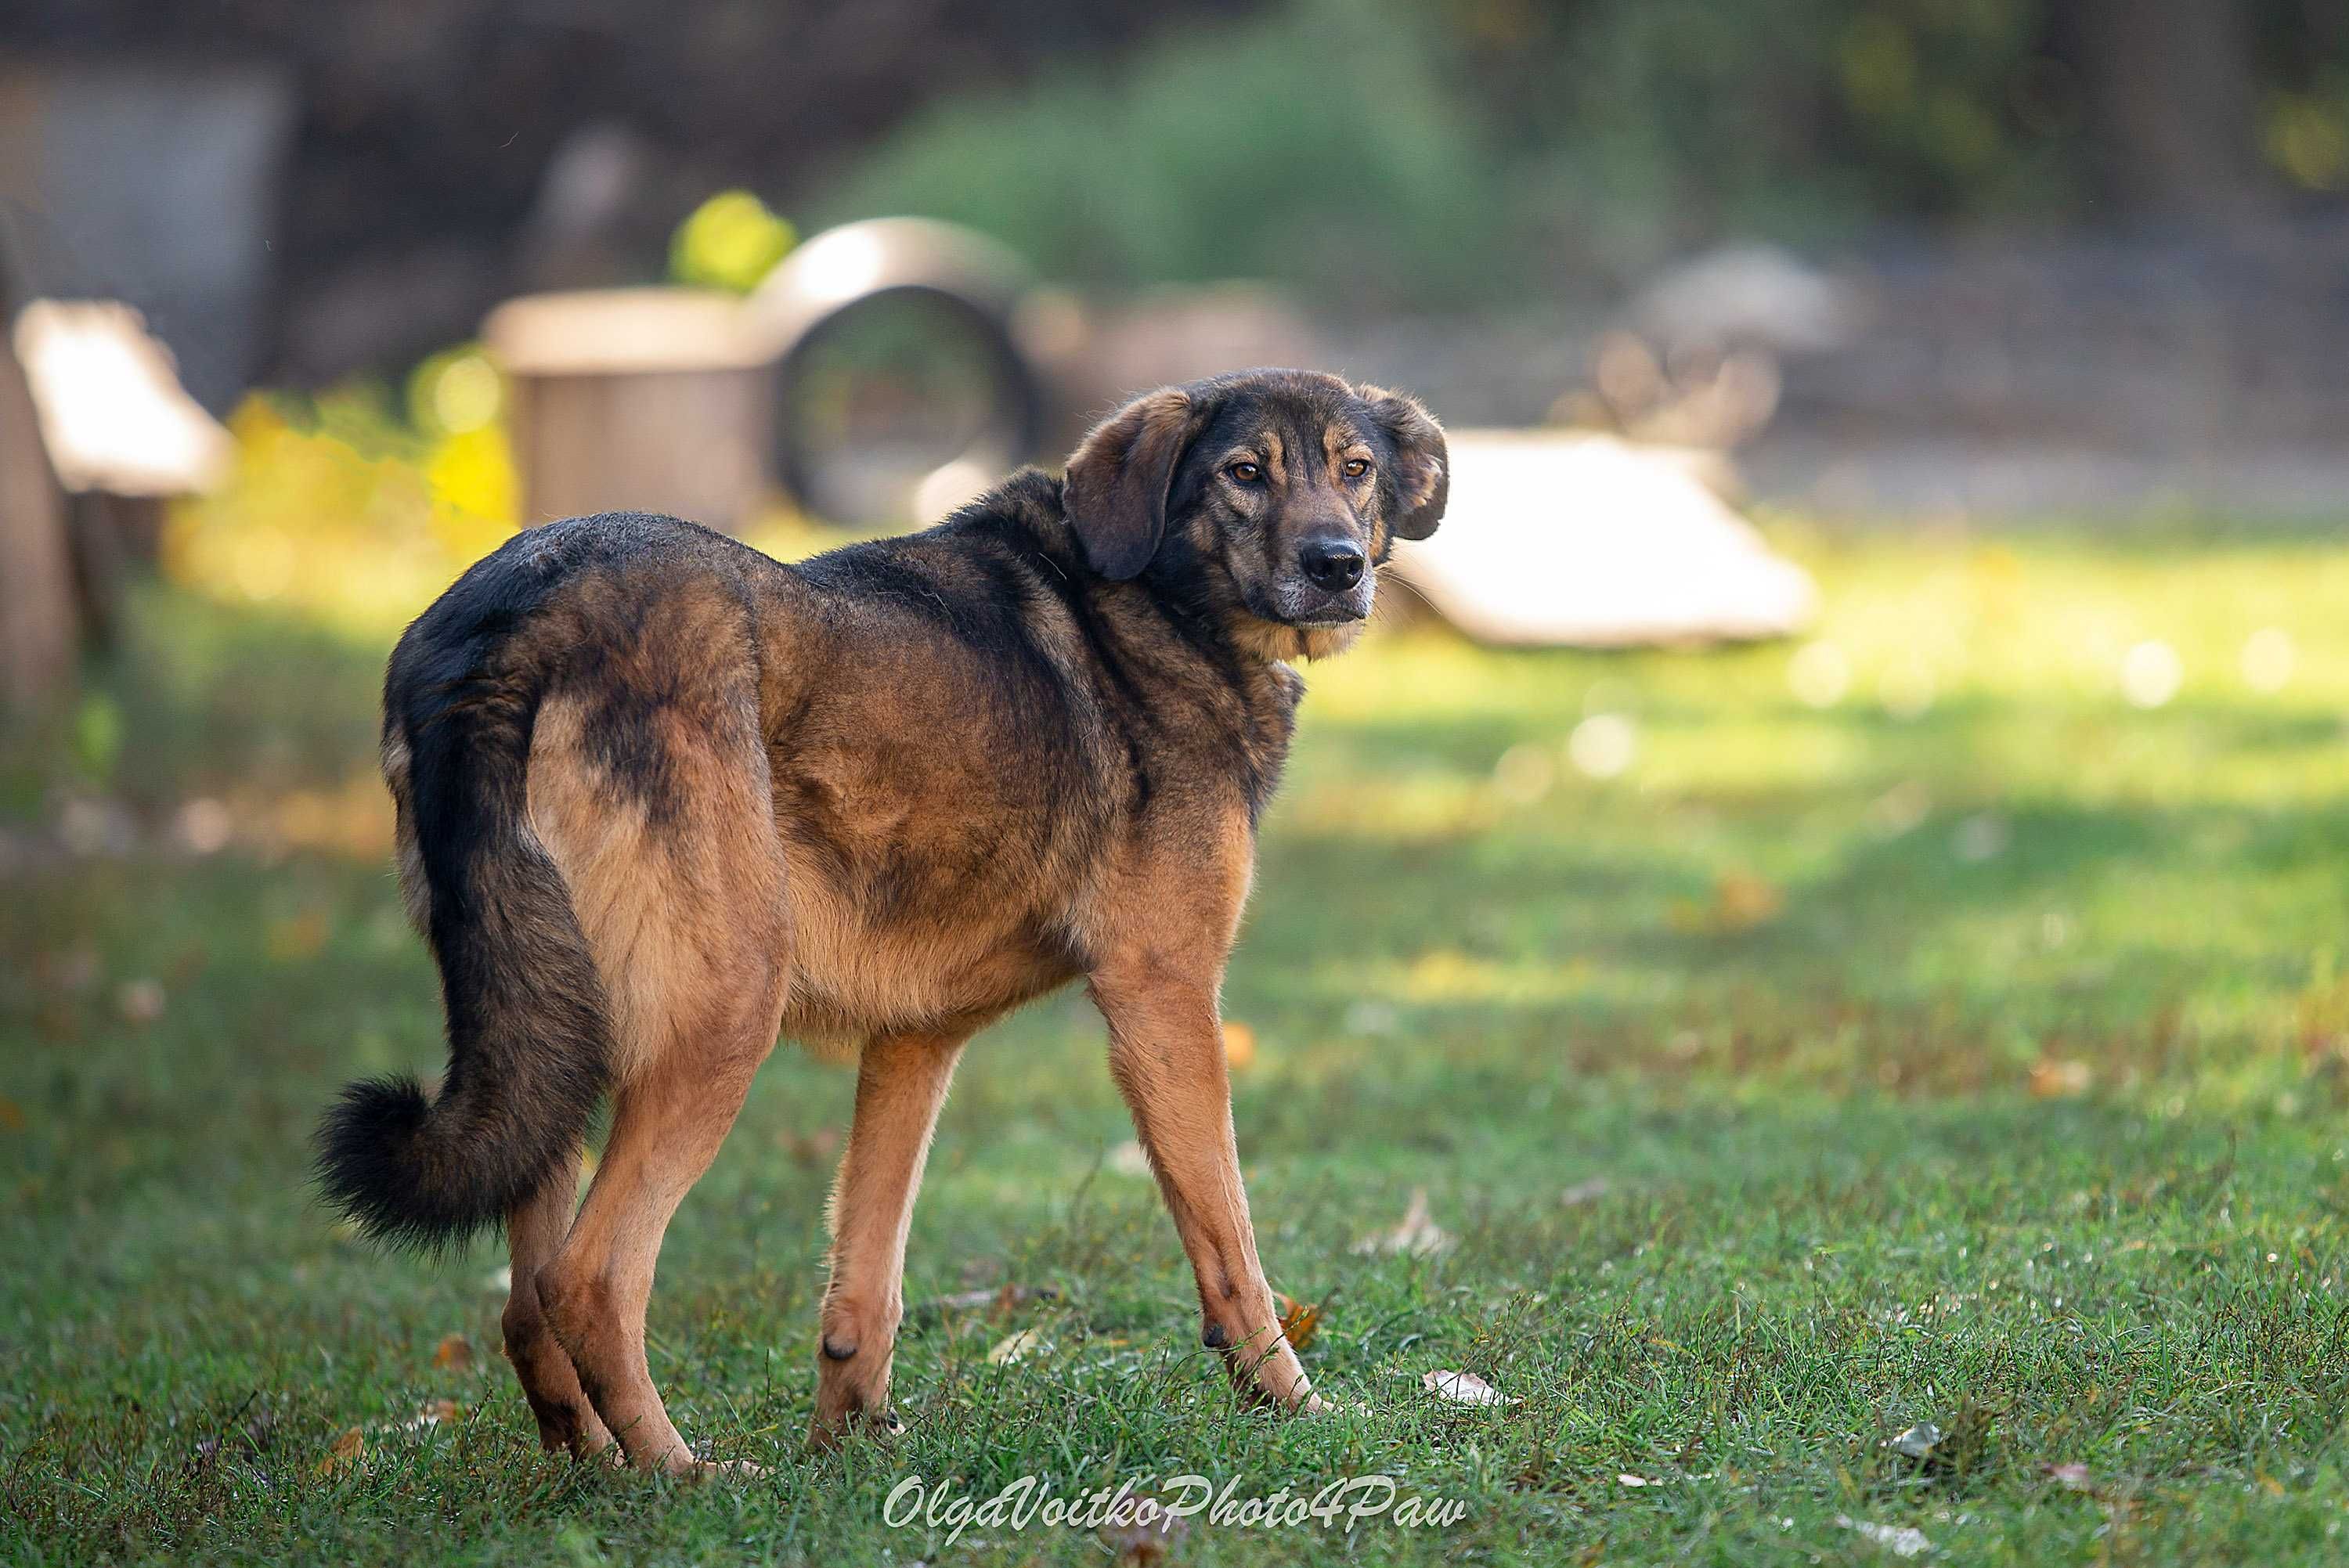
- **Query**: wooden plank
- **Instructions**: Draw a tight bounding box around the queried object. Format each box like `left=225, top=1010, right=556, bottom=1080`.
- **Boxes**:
left=0, top=313, right=78, bottom=712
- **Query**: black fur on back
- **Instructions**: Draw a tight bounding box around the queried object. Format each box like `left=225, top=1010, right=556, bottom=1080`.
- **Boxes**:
left=312, top=519, right=635, bottom=1252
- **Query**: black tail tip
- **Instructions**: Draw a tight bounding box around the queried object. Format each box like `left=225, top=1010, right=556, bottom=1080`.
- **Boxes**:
left=312, top=1073, right=492, bottom=1254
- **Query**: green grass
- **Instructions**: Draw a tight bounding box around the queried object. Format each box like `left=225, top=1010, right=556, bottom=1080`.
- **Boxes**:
left=5, top=524, right=2349, bottom=1563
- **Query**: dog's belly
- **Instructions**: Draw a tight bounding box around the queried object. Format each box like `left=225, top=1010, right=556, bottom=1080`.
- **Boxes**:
left=766, top=757, right=1096, bottom=1047
left=774, top=864, right=1084, bottom=1047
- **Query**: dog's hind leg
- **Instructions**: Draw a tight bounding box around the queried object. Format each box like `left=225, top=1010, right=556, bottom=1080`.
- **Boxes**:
left=500, top=1153, right=615, bottom=1458
left=522, top=619, right=790, bottom=1474
left=540, top=1008, right=777, bottom=1475
left=809, top=1029, right=969, bottom=1450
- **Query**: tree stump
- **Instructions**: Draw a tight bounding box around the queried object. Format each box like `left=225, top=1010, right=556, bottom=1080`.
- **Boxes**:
left=485, top=288, right=774, bottom=532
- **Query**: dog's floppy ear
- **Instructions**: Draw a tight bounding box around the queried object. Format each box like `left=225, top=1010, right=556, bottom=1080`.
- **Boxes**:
left=1064, top=387, right=1201, bottom=580
left=1359, top=385, right=1449, bottom=540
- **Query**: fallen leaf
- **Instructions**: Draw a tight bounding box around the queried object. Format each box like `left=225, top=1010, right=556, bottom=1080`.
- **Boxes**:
left=987, top=1328, right=1046, bottom=1365
left=431, top=1333, right=474, bottom=1373
left=1617, top=1472, right=1653, bottom=1487
left=265, top=908, right=330, bottom=961
left=1221, top=1020, right=1257, bottom=1071
left=1888, top=1422, right=1943, bottom=1462
left=1275, top=1292, right=1322, bottom=1350
left=780, top=1126, right=841, bottom=1168
left=917, top=1283, right=1060, bottom=1319
left=411, top=1397, right=462, bottom=1430
left=2030, top=1058, right=2092, bottom=1098
left=1835, top=1516, right=1930, bottom=1558
left=2044, top=1462, right=2093, bottom=1492
left=116, top=978, right=165, bottom=1025
left=1099, top=1501, right=1189, bottom=1564
left=1712, top=870, right=1784, bottom=929
left=1354, top=1188, right=1452, bottom=1256
left=1423, top=1369, right=1511, bottom=1408
left=1887, top=1401, right=1995, bottom=1476
left=317, top=1426, right=365, bottom=1475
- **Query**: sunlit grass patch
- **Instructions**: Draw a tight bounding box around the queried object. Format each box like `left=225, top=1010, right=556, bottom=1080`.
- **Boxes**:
left=5, top=517, right=2349, bottom=1563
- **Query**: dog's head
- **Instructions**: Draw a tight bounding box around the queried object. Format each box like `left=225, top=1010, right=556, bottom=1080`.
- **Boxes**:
left=1063, top=370, right=1448, bottom=658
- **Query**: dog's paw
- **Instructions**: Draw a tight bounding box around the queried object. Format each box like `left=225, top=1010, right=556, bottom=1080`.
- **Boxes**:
left=670, top=1455, right=766, bottom=1482
left=806, top=1405, right=906, bottom=1454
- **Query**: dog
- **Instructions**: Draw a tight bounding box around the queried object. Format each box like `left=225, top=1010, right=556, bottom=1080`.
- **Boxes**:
left=316, top=369, right=1449, bottom=1474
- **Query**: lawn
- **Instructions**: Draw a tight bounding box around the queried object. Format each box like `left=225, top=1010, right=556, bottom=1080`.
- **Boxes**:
left=4, top=517, right=2348, bottom=1564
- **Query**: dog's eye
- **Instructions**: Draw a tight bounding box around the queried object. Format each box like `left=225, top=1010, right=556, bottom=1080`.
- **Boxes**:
left=1226, top=461, right=1262, bottom=484
left=1343, top=458, right=1372, bottom=480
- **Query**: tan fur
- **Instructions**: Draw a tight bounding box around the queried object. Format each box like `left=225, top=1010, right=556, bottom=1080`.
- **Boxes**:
left=377, top=373, right=1444, bottom=1473
left=381, top=732, right=430, bottom=936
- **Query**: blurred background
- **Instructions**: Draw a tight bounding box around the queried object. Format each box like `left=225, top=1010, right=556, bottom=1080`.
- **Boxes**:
left=4, top=0, right=2347, bottom=1040
left=5, top=0, right=2349, bottom=683
left=6, top=8, right=2349, bottom=1553
left=5, top=0, right=2349, bottom=1090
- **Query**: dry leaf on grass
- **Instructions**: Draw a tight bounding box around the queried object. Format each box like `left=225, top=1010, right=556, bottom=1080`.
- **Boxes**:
left=317, top=1426, right=365, bottom=1475
left=1887, top=1400, right=1994, bottom=1476
left=385, top=1399, right=464, bottom=1436
left=116, top=979, right=166, bottom=1025
left=2044, top=1462, right=2094, bottom=1492
left=1712, top=871, right=1784, bottom=928
left=987, top=1328, right=1046, bottom=1365
left=1275, top=1292, right=1322, bottom=1350
left=265, top=909, right=330, bottom=961
left=1835, top=1515, right=1931, bottom=1557
left=431, top=1333, right=474, bottom=1373
left=2030, top=1058, right=2092, bottom=1098
left=921, top=1282, right=1060, bottom=1318
left=1669, top=871, right=1784, bottom=934
left=1423, top=1369, right=1511, bottom=1408
left=1100, top=1504, right=1189, bottom=1564
left=1354, top=1188, right=1452, bottom=1256
left=1888, top=1422, right=1942, bottom=1462
left=779, top=1126, right=842, bottom=1168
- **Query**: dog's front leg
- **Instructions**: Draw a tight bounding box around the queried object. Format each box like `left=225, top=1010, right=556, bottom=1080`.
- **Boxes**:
left=1092, top=968, right=1316, bottom=1411
left=810, top=1029, right=967, bottom=1450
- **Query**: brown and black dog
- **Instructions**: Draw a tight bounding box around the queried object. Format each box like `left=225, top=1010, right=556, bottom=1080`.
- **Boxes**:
left=316, top=369, right=1449, bottom=1474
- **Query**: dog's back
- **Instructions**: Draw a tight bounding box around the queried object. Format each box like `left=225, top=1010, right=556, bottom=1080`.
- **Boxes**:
left=326, top=484, right=1290, bottom=1245
left=315, top=373, right=1445, bottom=1469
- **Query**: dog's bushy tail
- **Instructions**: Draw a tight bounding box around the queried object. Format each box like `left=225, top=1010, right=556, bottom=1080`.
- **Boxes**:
left=316, top=598, right=610, bottom=1252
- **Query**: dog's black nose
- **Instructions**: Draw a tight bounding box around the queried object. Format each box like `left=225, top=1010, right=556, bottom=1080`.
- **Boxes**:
left=1298, top=537, right=1366, bottom=592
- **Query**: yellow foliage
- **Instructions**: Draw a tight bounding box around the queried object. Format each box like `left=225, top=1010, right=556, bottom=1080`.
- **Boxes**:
left=168, top=391, right=519, bottom=638
left=671, top=189, right=797, bottom=293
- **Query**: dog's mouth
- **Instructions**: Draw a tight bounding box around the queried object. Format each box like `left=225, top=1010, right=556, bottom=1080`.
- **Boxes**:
left=1252, top=579, right=1374, bottom=629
